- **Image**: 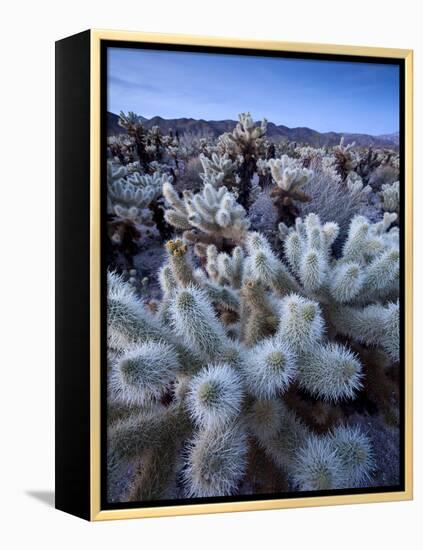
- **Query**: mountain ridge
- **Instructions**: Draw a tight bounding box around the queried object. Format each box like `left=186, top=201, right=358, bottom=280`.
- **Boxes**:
left=107, top=111, right=399, bottom=149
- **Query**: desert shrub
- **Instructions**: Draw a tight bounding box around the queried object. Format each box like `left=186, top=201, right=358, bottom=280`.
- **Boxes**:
left=369, top=164, right=400, bottom=190
left=178, top=129, right=215, bottom=159
left=300, top=163, right=373, bottom=242
left=180, top=157, right=204, bottom=191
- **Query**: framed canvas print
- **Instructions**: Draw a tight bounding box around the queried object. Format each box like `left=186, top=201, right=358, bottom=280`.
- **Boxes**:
left=55, top=29, right=413, bottom=521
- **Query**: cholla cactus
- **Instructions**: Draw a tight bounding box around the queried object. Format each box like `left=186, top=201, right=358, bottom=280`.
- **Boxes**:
left=126, top=171, right=173, bottom=239
left=108, top=135, right=136, bottom=165
left=163, top=180, right=250, bottom=257
left=205, top=244, right=244, bottom=288
left=218, top=112, right=267, bottom=209
left=268, top=155, right=313, bottom=225
left=107, top=140, right=175, bottom=243
left=117, top=112, right=187, bottom=173
left=355, top=146, right=384, bottom=186
left=268, top=156, right=313, bottom=192
left=278, top=212, right=399, bottom=362
left=126, top=171, right=167, bottom=199
left=256, top=158, right=272, bottom=187
left=107, top=161, right=128, bottom=184
left=329, top=425, right=374, bottom=486
left=186, top=363, right=244, bottom=429
left=380, top=181, right=400, bottom=214
left=106, top=161, right=171, bottom=268
left=118, top=111, right=150, bottom=170
left=183, top=422, right=248, bottom=497
left=292, top=435, right=347, bottom=490
left=345, top=172, right=372, bottom=198
left=333, top=137, right=356, bottom=180
left=146, top=125, right=165, bottom=161
left=199, top=153, right=238, bottom=189
left=107, top=161, right=167, bottom=231
left=107, top=213, right=386, bottom=500
left=108, top=179, right=155, bottom=225
left=107, top=113, right=400, bottom=501
left=294, top=145, right=327, bottom=168
left=320, top=155, right=342, bottom=185
left=220, top=112, right=267, bottom=156
left=110, top=342, right=181, bottom=406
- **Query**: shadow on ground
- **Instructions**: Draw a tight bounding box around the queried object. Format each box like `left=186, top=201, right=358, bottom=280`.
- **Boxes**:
left=26, top=490, right=55, bottom=507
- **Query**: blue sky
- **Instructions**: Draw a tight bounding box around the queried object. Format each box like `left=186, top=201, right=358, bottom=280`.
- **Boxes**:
left=107, top=47, right=399, bottom=135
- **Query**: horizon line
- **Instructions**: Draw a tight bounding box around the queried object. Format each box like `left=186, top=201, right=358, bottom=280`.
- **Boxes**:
left=108, top=110, right=399, bottom=138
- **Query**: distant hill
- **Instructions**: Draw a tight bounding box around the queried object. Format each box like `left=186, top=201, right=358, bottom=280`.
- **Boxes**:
left=107, top=112, right=398, bottom=149
left=376, top=132, right=399, bottom=146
